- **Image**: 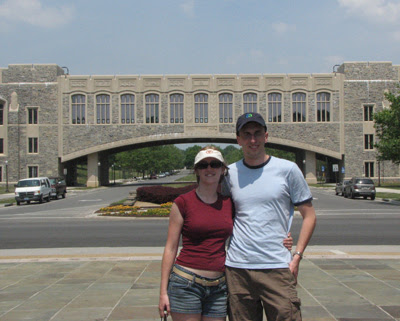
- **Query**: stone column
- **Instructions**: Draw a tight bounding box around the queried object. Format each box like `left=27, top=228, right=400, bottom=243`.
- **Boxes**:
left=304, top=151, right=317, bottom=184
left=86, top=153, right=100, bottom=187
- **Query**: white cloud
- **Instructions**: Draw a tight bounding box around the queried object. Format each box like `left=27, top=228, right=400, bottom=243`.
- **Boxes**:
left=272, top=22, right=296, bottom=34
left=180, top=0, right=195, bottom=18
left=338, top=0, right=400, bottom=24
left=0, top=0, right=74, bottom=28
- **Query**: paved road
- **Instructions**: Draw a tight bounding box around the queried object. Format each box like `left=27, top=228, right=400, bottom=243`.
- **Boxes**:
left=0, top=186, right=399, bottom=249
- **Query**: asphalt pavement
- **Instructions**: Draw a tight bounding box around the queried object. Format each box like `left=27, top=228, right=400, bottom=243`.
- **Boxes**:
left=0, top=187, right=399, bottom=320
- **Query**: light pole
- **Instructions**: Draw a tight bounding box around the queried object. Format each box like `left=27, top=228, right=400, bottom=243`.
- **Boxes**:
left=5, top=160, right=9, bottom=192
left=112, top=164, right=115, bottom=185
left=97, top=161, right=101, bottom=187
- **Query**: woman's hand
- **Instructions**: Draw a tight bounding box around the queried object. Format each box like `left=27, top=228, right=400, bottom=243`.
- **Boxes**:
left=159, top=294, right=170, bottom=318
left=283, top=232, right=293, bottom=251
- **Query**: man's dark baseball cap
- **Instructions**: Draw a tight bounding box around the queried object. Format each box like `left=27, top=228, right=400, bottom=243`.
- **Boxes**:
left=236, top=112, right=267, bottom=135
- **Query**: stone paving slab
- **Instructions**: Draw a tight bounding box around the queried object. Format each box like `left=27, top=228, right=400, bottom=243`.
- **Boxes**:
left=0, top=257, right=399, bottom=321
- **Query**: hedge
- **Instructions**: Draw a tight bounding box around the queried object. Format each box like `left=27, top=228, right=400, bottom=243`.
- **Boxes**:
left=136, top=184, right=198, bottom=204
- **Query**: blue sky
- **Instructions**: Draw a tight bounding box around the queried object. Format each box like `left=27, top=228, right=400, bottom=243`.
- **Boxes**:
left=1, top=0, right=400, bottom=76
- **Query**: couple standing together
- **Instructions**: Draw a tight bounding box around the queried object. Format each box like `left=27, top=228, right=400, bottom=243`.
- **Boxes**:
left=159, top=112, right=317, bottom=321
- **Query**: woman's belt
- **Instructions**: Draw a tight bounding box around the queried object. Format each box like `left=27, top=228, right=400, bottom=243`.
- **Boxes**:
left=172, top=266, right=225, bottom=286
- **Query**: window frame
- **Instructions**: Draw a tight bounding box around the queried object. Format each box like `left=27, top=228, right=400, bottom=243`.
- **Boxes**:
left=96, top=94, right=111, bottom=124
left=243, top=92, right=258, bottom=113
left=364, top=134, right=374, bottom=150
left=292, top=92, right=307, bottom=122
left=219, top=93, right=233, bottom=123
left=145, top=93, right=160, bottom=124
left=120, top=93, right=135, bottom=124
left=0, top=138, right=3, bottom=154
left=170, top=93, right=184, bottom=123
left=194, top=93, right=208, bottom=123
left=364, top=161, right=375, bottom=178
left=316, top=92, right=331, bottom=122
left=28, top=137, right=38, bottom=154
left=267, top=92, right=283, bottom=123
left=27, top=107, right=39, bottom=125
left=364, top=104, right=374, bottom=121
left=0, top=103, right=3, bottom=125
left=28, top=166, right=39, bottom=178
left=71, top=94, right=86, bottom=125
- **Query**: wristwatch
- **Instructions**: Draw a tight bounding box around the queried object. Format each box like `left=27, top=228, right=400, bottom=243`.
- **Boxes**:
left=293, top=251, right=303, bottom=259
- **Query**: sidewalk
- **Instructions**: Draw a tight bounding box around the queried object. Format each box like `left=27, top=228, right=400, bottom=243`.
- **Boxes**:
left=0, top=246, right=399, bottom=321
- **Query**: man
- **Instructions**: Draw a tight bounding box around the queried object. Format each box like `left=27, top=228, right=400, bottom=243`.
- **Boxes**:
left=224, top=112, right=317, bottom=321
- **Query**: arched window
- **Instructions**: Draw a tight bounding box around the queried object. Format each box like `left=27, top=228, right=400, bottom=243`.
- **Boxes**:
left=170, top=94, right=184, bottom=123
left=317, top=92, right=330, bottom=122
left=219, top=93, right=233, bottom=123
left=243, top=93, right=257, bottom=113
left=121, top=94, right=135, bottom=124
left=292, top=92, right=306, bottom=122
left=96, top=94, right=110, bottom=124
left=146, top=94, right=159, bottom=123
left=195, top=93, right=208, bottom=123
left=268, top=93, right=282, bottom=122
left=71, top=94, right=86, bottom=124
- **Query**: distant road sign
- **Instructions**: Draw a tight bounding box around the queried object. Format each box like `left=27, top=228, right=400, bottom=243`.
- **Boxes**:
left=341, top=166, right=345, bottom=174
left=321, top=166, right=325, bottom=172
left=332, top=164, right=339, bottom=172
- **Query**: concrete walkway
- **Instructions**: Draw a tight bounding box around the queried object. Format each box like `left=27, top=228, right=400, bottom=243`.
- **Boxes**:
left=0, top=246, right=399, bottom=321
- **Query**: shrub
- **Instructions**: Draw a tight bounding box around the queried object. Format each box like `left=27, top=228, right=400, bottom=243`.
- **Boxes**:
left=136, top=184, right=197, bottom=204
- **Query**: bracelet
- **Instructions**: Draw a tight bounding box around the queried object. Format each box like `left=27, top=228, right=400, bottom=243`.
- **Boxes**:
left=293, top=251, right=303, bottom=259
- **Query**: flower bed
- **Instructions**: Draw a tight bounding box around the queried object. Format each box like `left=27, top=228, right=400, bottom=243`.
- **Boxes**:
left=97, top=202, right=172, bottom=217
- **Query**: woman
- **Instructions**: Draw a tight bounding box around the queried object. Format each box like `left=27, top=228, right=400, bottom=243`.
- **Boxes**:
left=159, top=146, right=292, bottom=321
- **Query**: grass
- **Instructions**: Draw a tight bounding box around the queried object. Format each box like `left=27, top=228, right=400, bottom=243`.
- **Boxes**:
left=376, top=192, right=400, bottom=201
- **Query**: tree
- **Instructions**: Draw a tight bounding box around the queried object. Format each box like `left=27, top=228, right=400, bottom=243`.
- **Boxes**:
left=184, top=145, right=203, bottom=169
left=374, top=90, right=400, bottom=164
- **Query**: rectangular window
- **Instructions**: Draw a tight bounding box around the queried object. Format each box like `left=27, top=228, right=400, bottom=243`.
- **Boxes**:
left=0, top=104, right=3, bottom=125
left=219, top=93, right=233, bottom=123
left=243, top=93, right=257, bottom=113
left=96, top=94, right=110, bottom=124
left=28, top=137, right=38, bottom=153
left=364, top=161, right=374, bottom=177
left=0, top=166, right=2, bottom=182
left=364, top=105, right=374, bottom=121
left=268, top=93, right=282, bottom=122
left=28, top=166, right=38, bottom=178
left=145, top=94, right=160, bottom=123
left=317, top=92, right=331, bottom=122
left=195, top=94, right=208, bottom=123
left=292, top=93, right=306, bottom=122
left=28, top=108, right=38, bottom=124
left=0, top=138, right=3, bottom=154
left=364, top=134, right=374, bottom=150
left=170, top=94, right=184, bottom=123
left=72, top=95, right=86, bottom=124
left=121, top=94, right=135, bottom=124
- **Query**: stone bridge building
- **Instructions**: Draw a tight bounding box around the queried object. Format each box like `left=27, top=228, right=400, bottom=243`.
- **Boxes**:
left=0, top=61, right=399, bottom=187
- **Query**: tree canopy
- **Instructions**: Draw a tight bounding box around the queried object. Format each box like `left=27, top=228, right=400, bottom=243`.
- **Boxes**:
left=374, top=90, right=400, bottom=164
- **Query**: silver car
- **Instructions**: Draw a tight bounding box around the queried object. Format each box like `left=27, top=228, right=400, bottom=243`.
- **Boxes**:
left=344, top=177, right=376, bottom=200
left=335, top=180, right=349, bottom=196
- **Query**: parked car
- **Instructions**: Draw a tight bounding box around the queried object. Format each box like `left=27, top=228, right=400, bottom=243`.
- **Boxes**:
left=14, top=177, right=52, bottom=205
left=48, top=176, right=67, bottom=199
left=344, top=177, right=376, bottom=200
left=149, top=173, right=157, bottom=179
left=335, top=180, right=350, bottom=196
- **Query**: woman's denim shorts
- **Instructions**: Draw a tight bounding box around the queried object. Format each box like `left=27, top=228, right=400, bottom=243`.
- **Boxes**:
left=167, top=264, right=228, bottom=318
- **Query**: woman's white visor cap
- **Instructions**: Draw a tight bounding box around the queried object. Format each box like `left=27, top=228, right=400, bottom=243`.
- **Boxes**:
left=195, top=149, right=225, bottom=165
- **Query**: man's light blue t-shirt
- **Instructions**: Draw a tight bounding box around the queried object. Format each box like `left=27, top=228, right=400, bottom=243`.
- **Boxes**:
left=225, top=156, right=312, bottom=269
